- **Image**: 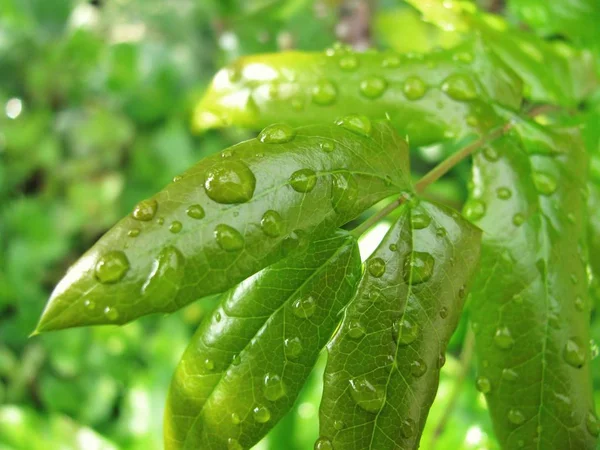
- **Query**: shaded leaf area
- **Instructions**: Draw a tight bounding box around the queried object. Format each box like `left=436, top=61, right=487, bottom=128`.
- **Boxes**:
left=405, top=0, right=597, bottom=107
left=467, top=113, right=598, bottom=449
left=164, top=231, right=361, bottom=449
left=36, top=119, right=410, bottom=332
left=319, top=200, right=481, bottom=449
left=193, top=39, right=521, bottom=147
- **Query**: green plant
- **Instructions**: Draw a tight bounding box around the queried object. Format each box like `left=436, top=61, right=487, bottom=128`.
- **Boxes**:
left=32, top=1, right=600, bottom=449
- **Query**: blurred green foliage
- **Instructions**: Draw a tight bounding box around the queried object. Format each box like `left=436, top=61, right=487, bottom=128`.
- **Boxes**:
left=1, top=0, right=598, bottom=449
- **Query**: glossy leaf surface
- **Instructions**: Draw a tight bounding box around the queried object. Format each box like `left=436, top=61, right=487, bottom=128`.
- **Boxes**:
left=319, top=200, right=481, bottom=449
left=164, top=231, right=361, bottom=449
left=36, top=119, right=410, bottom=331
left=467, top=114, right=598, bottom=449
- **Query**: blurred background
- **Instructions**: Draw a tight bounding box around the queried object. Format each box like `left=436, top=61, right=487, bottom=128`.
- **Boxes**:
left=0, top=0, right=597, bottom=449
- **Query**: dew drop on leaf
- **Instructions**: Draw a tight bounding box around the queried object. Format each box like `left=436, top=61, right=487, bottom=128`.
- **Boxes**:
left=333, top=420, right=345, bottom=430
left=532, top=171, right=557, bottom=196
left=496, top=187, right=512, bottom=199
left=282, top=229, right=308, bottom=255
left=252, top=405, right=271, bottom=423
left=411, top=210, right=431, bottom=229
left=359, top=75, right=387, bottom=99
left=331, top=172, right=358, bottom=214
left=204, top=161, right=256, bottom=204
left=502, top=368, right=518, bottom=381
left=103, top=306, right=119, bottom=321
left=215, top=224, right=245, bottom=251
left=482, top=146, right=500, bottom=162
left=382, top=54, right=401, bottom=68
left=463, top=199, right=486, bottom=221
left=494, top=326, right=514, bottom=350
left=403, top=252, right=435, bottom=284
left=393, top=318, right=419, bottom=345
left=348, top=376, right=385, bottom=413
left=290, top=169, right=317, bottom=193
left=508, top=409, right=526, bottom=425
left=339, top=54, right=359, bottom=71
left=141, top=246, right=185, bottom=301
left=574, top=296, right=585, bottom=311
left=231, top=413, right=241, bottom=425
left=95, top=251, right=130, bottom=284
left=315, top=437, right=334, bottom=450
left=186, top=204, right=205, bottom=220
left=410, top=358, right=427, bottom=378
left=284, top=337, right=303, bottom=359
left=227, top=438, right=243, bottom=450
left=128, top=228, right=140, bottom=238
left=439, top=306, right=448, bottom=319
left=512, top=213, right=525, bottom=226
left=312, top=80, right=337, bottom=105
left=402, top=76, right=427, bottom=100
left=132, top=198, right=158, bottom=221
left=260, top=210, right=284, bottom=237
left=334, top=114, right=372, bottom=137
left=320, top=141, right=334, bottom=152
left=563, top=337, right=586, bottom=368
left=292, top=296, right=316, bottom=319
left=368, top=257, right=386, bottom=278
left=263, top=373, right=286, bottom=401
left=587, top=411, right=600, bottom=437
left=169, top=221, right=182, bottom=234
left=476, top=376, right=492, bottom=394
left=258, top=123, right=296, bottom=144
left=441, top=73, right=478, bottom=100
left=436, top=227, right=447, bottom=238
left=347, top=319, right=366, bottom=339
left=204, top=359, right=214, bottom=371
left=83, top=299, right=96, bottom=311
left=400, top=418, right=415, bottom=438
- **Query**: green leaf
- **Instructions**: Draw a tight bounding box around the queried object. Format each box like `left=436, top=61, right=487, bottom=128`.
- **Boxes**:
left=164, top=231, right=361, bottom=449
left=36, top=119, right=410, bottom=332
left=318, top=199, right=481, bottom=449
left=467, top=115, right=598, bottom=448
left=192, top=39, right=521, bottom=146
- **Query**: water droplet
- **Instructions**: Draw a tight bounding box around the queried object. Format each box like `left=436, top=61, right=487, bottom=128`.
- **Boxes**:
left=292, top=296, right=316, bottom=319
left=411, top=210, right=431, bottom=229
left=83, top=299, right=96, bottom=311
left=502, top=368, right=518, bottom=381
left=333, top=420, right=345, bottom=430
left=494, top=326, right=514, bottom=349
left=334, top=114, right=372, bottom=137
left=169, top=221, right=182, bottom=234
left=132, top=199, right=158, bottom=221
left=128, top=228, right=140, bottom=238
left=400, top=418, right=415, bottom=438
left=532, top=171, right=557, bottom=196
left=348, top=376, right=385, bottom=413
left=587, top=411, right=600, bottom=436
left=389, top=243, right=398, bottom=252
left=284, top=337, right=303, bottom=359
left=393, top=318, right=419, bottom=345
left=508, top=409, right=526, bottom=425
left=264, top=373, right=286, bottom=401
left=402, top=76, right=427, bottom=100
left=315, top=437, right=334, bottom=450
left=438, top=353, right=446, bottom=368
left=382, top=54, right=401, bottom=68
left=260, top=210, right=284, bottom=237
left=347, top=319, right=366, bottom=339
left=205, top=161, right=256, bottom=204
left=141, top=245, right=185, bottom=304
left=95, top=251, right=130, bottom=284
left=320, top=141, right=334, bottom=152
left=215, top=224, right=244, bottom=251
left=367, top=290, right=382, bottom=303
left=476, top=376, right=491, bottom=394
left=439, top=306, right=448, bottom=319
left=339, top=54, right=359, bottom=71
left=496, top=187, right=512, bottom=200
left=312, top=80, right=337, bottom=105
left=563, top=337, right=586, bottom=368
left=215, top=312, right=222, bottom=322
left=463, top=199, right=486, bottom=221
left=441, top=73, right=477, bottom=100
left=403, top=252, right=435, bottom=284
left=204, top=359, right=214, bottom=371
left=104, top=306, right=119, bottom=321
left=231, top=413, right=241, bottom=425
left=172, top=175, right=183, bottom=183
left=483, top=146, right=500, bottom=161
left=186, top=204, right=205, bottom=220
left=253, top=405, right=271, bottom=423
left=410, top=359, right=427, bottom=378
left=368, top=258, right=386, bottom=278
left=436, top=227, right=447, bottom=238
left=157, top=217, right=164, bottom=226
left=232, top=354, right=241, bottom=366
left=282, top=229, right=308, bottom=255
left=258, top=123, right=296, bottom=144
left=331, top=172, right=358, bottom=214
left=360, top=75, right=387, bottom=99
left=227, top=438, right=243, bottom=450
left=513, top=213, right=525, bottom=226
left=575, top=296, right=585, bottom=311
left=290, top=168, right=317, bottom=193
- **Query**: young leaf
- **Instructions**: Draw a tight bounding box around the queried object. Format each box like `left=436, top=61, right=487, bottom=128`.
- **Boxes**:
left=164, top=230, right=361, bottom=450
left=193, top=39, right=521, bottom=146
left=318, top=200, right=482, bottom=449
left=467, top=117, right=598, bottom=448
left=36, top=119, right=410, bottom=332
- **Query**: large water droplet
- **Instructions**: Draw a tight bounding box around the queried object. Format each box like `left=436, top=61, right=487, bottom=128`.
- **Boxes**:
left=393, top=318, right=419, bottom=345
left=315, top=437, right=334, bottom=450
left=400, top=418, right=415, bottom=438
left=141, top=246, right=185, bottom=302
left=368, top=258, right=386, bottom=278
left=186, top=204, right=205, bottom=220
left=331, top=172, right=358, bottom=214
left=587, top=411, right=600, bottom=437
left=290, top=169, right=317, bottom=193
left=411, top=210, right=431, bottom=229
left=402, top=76, right=427, bottom=100
left=360, top=75, right=387, bottom=99
left=347, top=319, right=366, bottom=339
left=95, top=251, right=130, bottom=284
left=215, top=224, right=245, bottom=251
left=476, top=376, right=491, bottom=394
left=292, top=296, right=316, bottom=319
left=348, top=376, right=385, bottom=413
left=264, top=373, right=286, bottom=401
left=403, top=252, right=435, bottom=284
left=563, top=337, right=586, bottom=368
left=104, top=306, right=119, bottom=321
left=284, top=337, right=303, bottom=359
left=508, top=409, right=526, bottom=425
left=253, top=405, right=271, bottom=423
left=261, top=210, right=284, bottom=237
left=335, top=114, right=372, bottom=137
left=410, top=359, right=427, bottom=378
left=494, top=326, right=514, bottom=350
left=339, top=54, right=359, bottom=71
left=441, top=74, right=478, bottom=101
left=132, top=199, right=158, bottom=221
left=258, top=123, right=296, bottom=144
left=312, top=80, right=337, bottom=105
left=463, top=199, right=486, bottom=221
left=532, top=171, right=557, bottom=196
left=205, top=161, right=256, bottom=204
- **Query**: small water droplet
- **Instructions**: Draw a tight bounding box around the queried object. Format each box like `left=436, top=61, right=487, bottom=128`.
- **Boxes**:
left=334, top=420, right=345, bottom=430
left=438, top=353, right=446, bottom=368
left=367, top=290, right=382, bottom=303
left=141, top=246, right=185, bottom=302
left=463, top=199, right=486, bottom=221
left=436, top=227, right=447, bottom=238
left=169, top=221, right=182, bottom=234
left=476, top=376, right=491, bottom=394
left=400, top=418, right=415, bottom=438
left=587, top=411, right=600, bottom=436
left=157, top=217, right=164, bottom=226
left=360, top=75, right=387, bottom=99
left=331, top=172, right=358, bottom=214
left=205, top=161, right=256, bottom=204
left=575, top=296, right=585, bottom=311
left=347, top=319, right=366, bottom=339
left=128, top=228, right=140, bottom=238
left=312, top=80, right=337, bottom=105
left=403, top=252, right=435, bottom=284
left=315, top=437, right=334, bottom=450
left=393, top=318, right=419, bottom=345
left=95, top=251, right=130, bottom=284
left=132, top=199, right=158, bottom=221
left=410, top=359, right=427, bottom=378
left=204, top=359, right=214, bottom=371
left=411, top=210, right=431, bottom=229
left=513, top=213, right=525, bottom=226
left=186, top=204, right=205, bottom=220
left=339, top=53, right=359, bottom=71
left=320, top=141, right=334, bottom=152
left=532, top=171, right=557, bottom=196
left=215, top=224, right=245, bottom=251
left=389, top=243, right=398, bottom=252
left=348, top=376, right=385, bottom=413
left=334, top=114, right=372, bottom=137
left=502, top=368, right=518, bottom=381
left=258, top=123, right=296, bottom=144
left=368, top=258, right=386, bottom=278
left=253, top=405, right=271, bottom=423
left=292, top=296, right=316, bottom=319
left=282, top=229, right=307, bottom=255
left=441, top=73, right=477, bottom=101
left=439, top=306, right=448, bottom=319
left=494, top=326, right=514, bottom=349
left=83, top=299, right=96, bottom=310
left=264, top=373, right=286, bottom=401
left=483, top=146, right=500, bottom=161
left=259, top=210, right=284, bottom=237
left=290, top=168, right=317, bottom=193
left=232, top=354, right=241, bottom=366
left=104, top=306, right=119, bottom=321
left=508, top=409, right=526, bottom=425
left=402, top=76, right=427, bottom=100
left=172, top=175, right=183, bottom=183
left=227, top=438, right=243, bottom=450
left=496, top=187, right=512, bottom=200
left=563, top=337, right=586, bottom=368
left=284, top=337, right=303, bottom=359
left=382, top=54, right=401, bottom=68
left=231, top=413, right=241, bottom=424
